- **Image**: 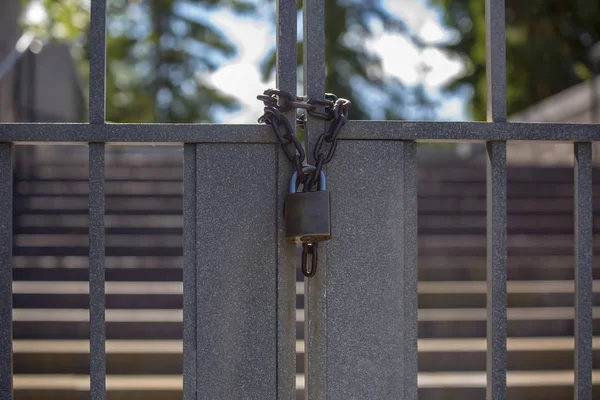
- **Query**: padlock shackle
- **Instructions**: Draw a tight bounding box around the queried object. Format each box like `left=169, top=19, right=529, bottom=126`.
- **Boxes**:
left=289, top=164, right=326, bottom=193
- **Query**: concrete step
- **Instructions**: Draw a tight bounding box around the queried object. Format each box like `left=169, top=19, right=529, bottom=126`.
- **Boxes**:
left=13, top=340, right=183, bottom=375
left=18, top=160, right=598, bottom=183
left=13, top=309, right=304, bottom=340
left=416, top=307, right=600, bottom=339
left=14, top=234, right=182, bottom=248
left=13, top=234, right=595, bottom=257
left=417, top=280, right=600, bottom=308
left=417, top=196, right=600, bottom=213
left=29, top=166, right=183, bottom=180
left=13, top=263, right=600, bottom=283
left=13, top=281, right=600, bottom=310
left=16, top=180, right=182, bottom=196
left=13, top=337, right=600, bottom=375
left=13, top=374, right=182, bottom=400
left=13, top=371, right=600, bottom=400
left=16, top=194, right=600, bottom=216
left=13, top=309, right=183, bottom=340
left=14, top=179, right=589, bottom=198
left=418, top=337, right=600, bottom=371
left=14, top=246, right=182, bottom=257
left=15, top=198, right=598, bottom=235
left=416, top=370, right=600, bottom=400
left=15, top=214, right=182, bottom=230
left=13, top=308, right=600, bottom=340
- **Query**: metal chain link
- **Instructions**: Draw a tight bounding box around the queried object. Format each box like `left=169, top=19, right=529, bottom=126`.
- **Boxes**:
left=257, top=89, right=351, bottom=191
left=257, top=89, right=351, bottom=278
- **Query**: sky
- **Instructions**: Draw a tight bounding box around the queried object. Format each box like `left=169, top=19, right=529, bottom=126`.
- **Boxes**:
left=208, top=0, right=467, bottom=123
left=24, top=0, right=469, bottom=123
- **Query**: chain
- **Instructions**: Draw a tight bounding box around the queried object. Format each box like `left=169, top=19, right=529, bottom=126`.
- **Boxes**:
left=257, top=89, right=350, bottom=277
left=257, top=89, right=351, bottom=191
left=258, top=89, right=351, bottom=278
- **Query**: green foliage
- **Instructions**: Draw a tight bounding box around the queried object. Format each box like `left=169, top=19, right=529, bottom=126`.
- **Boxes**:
left=432, top=0, right=600, bottom=120
left=261, top=0, right=428, bottom=120
left=22, top=0, right=259, bottom=122
left=22, top=0, right=433, bottom=122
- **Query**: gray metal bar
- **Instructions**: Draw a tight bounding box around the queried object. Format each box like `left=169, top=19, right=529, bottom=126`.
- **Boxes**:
left=195, top=144, right=277, bottom=399
left=403, top=141, right=418, bottom=400
left=1, top=122, right=600, bottom=143
left=486, top=141, right=507, bottom=400
left=89, top=0, right=107, bottom=124
left=574, top=142, right=593, bottom=400
left=0, top=144, right=12, bottom=400
left=324, top=140, right=414, bottom=399
left=303, top=0, right=328, bottom=398
left=486, top=0, right=506, bottom=122
left=89, top=142, right=106, bottom=399
left=0, top=124, right=274, bottom=144
left=276, top=1, right=297, bottom=399
left=485, top=0, right=507, bottom=397
left=183, top=144, right=197, bottom=400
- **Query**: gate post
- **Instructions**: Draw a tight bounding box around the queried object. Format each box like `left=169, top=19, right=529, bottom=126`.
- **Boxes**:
left=303, top=140, right=418, bottom=399
left=302, top=2, right=418, bottom=398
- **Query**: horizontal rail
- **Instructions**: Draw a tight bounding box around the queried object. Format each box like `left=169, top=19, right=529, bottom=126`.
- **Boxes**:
left=0, top=121, right=599, bottom=144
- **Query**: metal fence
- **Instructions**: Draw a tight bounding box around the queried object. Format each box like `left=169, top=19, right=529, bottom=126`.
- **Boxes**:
left=0, top=0, right=596, bottom=399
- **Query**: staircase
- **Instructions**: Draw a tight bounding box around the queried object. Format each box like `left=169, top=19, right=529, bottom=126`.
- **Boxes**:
left=11, top=145, right=600, bottom=399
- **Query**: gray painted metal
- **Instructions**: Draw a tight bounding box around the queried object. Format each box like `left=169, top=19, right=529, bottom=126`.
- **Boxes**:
left=0, top=144, right=11, bottom=400
left=0, top=0, right=597, bottom=397
left=303, top=0, right=329, bottom=398
left=89, top=0, right=106, bottom=124
left=403, top=141, right=419, bottom=400
left=486, top=141, right=507, bottom=400
left=276, top=1, right=297, bottom=399
left=324, top=140, right=415, bottom=399
left=195, top=144, right=278, bottom=399
left=485, top=0, right=508, bottom=398
left=485, top=0, right=506, bottom=122
left=89, top=143, right=106, bottom=399
left=2, top=121, right=600, bottom=143
left=575, top=142, right=593, bottom=400
left=183, top=144, right=197, bottom=400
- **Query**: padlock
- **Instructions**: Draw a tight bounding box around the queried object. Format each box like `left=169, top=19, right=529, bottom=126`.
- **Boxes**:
left=284, top=166, right=331, bottom=244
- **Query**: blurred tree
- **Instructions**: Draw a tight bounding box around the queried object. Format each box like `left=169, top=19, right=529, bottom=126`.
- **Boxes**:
left=432, top=0, right=600, bottom=120
left=260, top=0, right=431, bottom=120
left=0, top=0, right=20, bottom=121
left=22, top=0, right=257, bottom=122
left=22, top=0, right=434, bottom=122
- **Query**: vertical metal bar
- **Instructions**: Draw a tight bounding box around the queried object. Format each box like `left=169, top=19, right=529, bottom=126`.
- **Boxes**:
left=89, top=0, right=106, bottom=124
left=89, top=0, right=107, bottom=390
left=403, top=141, right=418, bottom=400
left=89, top=143, right=105, bottom=400
left=485, top=141, right=507, bottom=400
left=183, top=144, right=197, bottom=400
left=485, top=0, right=507, bottom=398
left=276, top=1, right=297, bottom=399
left=303, top=0, right=328, bottom=398
left=485, top=0, right=507, bottom=123
left=0, top=144, right=12, bottom=400
left=303, top=0, right=327, bottom=160
left=574, top=142, right=593, bottom=400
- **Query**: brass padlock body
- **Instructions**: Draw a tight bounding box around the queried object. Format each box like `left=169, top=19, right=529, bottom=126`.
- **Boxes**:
left=284, top=190, right=331, bottom=244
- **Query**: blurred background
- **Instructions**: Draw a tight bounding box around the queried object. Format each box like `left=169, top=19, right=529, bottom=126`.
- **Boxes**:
left=1, top=0, right=600, bottom=399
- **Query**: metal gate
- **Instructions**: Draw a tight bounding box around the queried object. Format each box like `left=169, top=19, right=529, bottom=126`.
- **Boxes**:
left=0, top=0, right=597, bottom=399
